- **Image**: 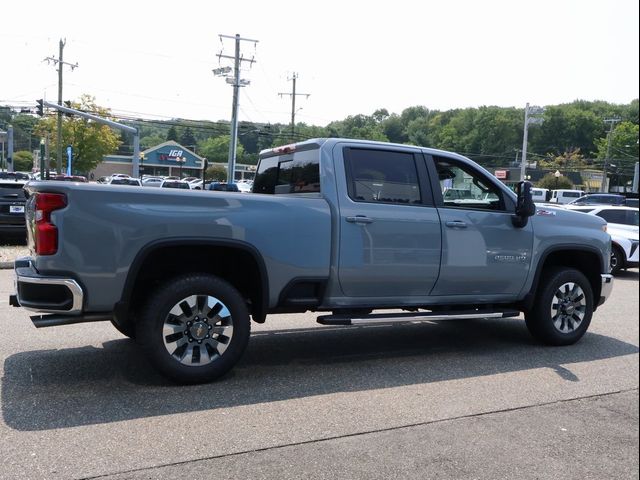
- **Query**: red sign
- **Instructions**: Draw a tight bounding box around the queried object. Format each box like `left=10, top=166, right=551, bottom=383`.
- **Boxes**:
left=494, top=170, right=509, bottom=179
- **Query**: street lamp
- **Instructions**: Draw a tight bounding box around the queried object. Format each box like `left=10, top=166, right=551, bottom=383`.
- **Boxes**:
left=176, top=156, right=186, bottom=179
left=554, top=170, right=561, bottom=189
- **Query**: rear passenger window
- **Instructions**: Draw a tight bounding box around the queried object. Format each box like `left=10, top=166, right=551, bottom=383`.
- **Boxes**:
left=254, top=148, right=320, bottom=195
left=344, top=148, right=422, bottom=205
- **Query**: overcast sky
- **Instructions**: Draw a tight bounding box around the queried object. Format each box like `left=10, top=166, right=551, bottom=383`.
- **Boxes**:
left=2, top=0, right=638, bottom=127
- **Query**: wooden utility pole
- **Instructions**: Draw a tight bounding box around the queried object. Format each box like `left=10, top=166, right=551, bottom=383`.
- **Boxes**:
left=279, top=73, right=310, bottom=138
left=44, top=39, right=78, bottom=173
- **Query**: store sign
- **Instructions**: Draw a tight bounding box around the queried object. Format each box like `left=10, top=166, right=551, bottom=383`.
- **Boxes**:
left=494, top=170, right=509, bottom=179
left=159, top=150, right=185, bottom=161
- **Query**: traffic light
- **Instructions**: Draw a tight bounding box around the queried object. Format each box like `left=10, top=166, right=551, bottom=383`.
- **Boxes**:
left=36, top=99, right=44, bottom=117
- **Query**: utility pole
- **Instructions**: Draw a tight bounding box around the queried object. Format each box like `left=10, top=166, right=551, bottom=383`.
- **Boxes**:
left=520, top=103, right=544, bottom=182
left=44, top=39, right=78, bottom=174
left=600, top=118, right=621, bottom=192
left=278, top=72, right=310, bottom=138
left=215, top=34, right=258, bottom=184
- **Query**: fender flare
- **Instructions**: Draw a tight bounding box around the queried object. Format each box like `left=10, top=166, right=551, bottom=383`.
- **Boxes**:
left=114, top=238, right=269, bottom=323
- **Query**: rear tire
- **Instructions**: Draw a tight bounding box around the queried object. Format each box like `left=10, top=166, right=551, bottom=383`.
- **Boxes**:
left=137, top=274, right=250, bottom=384
left=525, top=267, right=593, bottom=346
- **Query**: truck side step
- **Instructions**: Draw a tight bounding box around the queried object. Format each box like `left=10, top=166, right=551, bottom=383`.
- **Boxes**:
left=317, top=309, right=520, bottom=326
left=30, top=313, right=112, bottom=328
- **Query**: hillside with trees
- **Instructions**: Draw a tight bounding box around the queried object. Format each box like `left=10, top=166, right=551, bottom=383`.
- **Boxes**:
left=2, top=98, right=638, bottom=186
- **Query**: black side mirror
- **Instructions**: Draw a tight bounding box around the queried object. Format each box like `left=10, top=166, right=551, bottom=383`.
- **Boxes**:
left=512, top=181, right=536, bottom=228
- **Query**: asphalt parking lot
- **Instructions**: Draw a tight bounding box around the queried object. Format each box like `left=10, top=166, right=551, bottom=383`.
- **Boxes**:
left=0, top=267, right=638, bottom=480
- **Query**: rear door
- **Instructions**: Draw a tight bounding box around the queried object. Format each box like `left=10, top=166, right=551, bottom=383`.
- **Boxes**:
left=335, top=144, right=442, bottom=297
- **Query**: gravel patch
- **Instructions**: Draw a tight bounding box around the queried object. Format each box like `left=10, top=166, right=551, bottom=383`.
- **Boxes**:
left=0, top=241, right=29, bottom=267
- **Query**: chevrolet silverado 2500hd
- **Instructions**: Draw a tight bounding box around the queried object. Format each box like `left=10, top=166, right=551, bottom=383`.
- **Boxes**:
left=11, top=138, right=614, bottom=383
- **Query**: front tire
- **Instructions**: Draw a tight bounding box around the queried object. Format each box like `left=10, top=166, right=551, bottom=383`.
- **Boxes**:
left=525, top=267, right=593, bottom=346
left=137, top=274, right=251, bottom=384
left=610, top=245, right=624, bottom=274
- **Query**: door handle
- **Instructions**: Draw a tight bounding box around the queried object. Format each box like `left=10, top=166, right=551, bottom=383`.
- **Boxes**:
left=445, top=220, right=467, bottom=228
left=346, top=215, right=374, bottom=224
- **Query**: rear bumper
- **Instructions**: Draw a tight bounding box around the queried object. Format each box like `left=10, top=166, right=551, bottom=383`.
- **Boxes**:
left=12, top=257, right=84, bottom=314
left=598, top=273, right=614, bottom=306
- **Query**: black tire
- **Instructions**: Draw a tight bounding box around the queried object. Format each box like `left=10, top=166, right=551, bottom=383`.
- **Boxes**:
left=525, top=267, right=593, bottom=346
left=136, top=274, right=251, bottom=384
left=610, top=245, right=625, bottom=274
left=110, top=319, right=136, bottom=340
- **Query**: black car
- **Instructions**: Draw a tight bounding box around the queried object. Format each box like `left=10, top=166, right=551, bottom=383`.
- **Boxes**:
left=207, top=182, right=240, bottom=192
left=0, top=172, right=29, bottom=236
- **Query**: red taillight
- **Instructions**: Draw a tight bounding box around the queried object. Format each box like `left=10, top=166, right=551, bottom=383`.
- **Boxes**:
left=35, top=193, right=67, bottom=255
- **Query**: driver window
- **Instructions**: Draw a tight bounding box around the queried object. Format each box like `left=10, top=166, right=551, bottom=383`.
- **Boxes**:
left=434, top=157, right=504, bottom=211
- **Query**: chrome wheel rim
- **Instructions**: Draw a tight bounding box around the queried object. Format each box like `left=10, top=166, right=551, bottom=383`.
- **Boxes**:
left=610, top=251, right=619, bottom=270
left=162, top=295, right=234, bottom=366
left=550, top=282, right=586, bottom=333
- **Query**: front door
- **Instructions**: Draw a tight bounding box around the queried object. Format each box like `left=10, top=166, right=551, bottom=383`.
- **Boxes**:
left=429, top=155, right=533, bottom=297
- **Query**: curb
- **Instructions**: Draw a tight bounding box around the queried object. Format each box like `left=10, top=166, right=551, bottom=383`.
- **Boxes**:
left=0, top=262, right=14, bottom=270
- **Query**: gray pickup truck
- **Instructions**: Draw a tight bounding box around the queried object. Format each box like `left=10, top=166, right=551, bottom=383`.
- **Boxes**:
left=11, top=138, right=614, bottom=383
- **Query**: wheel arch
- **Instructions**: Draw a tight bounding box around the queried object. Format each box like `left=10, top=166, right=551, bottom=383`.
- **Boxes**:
left=113, top=238, right=269, bottom=330
left=520, top=245, right=604, bottom=312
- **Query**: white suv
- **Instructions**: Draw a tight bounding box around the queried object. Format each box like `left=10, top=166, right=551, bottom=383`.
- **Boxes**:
left=565, top=205, right=639, bottom=273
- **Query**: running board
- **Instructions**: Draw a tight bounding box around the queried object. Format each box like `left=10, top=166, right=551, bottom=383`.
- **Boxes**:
left=30, top=313, right=112, bottom=328
left=317, top=309, right=520, bottom=326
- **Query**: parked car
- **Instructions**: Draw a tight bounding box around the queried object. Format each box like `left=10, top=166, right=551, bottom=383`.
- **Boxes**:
left=568, top=194, right=626, bottom=206
left=565, top=205, right=639, bottom=273
left=207, top=182, right=240, bottom=192
left=50, top=174, right=88, bottom=182
left=236, top=181, right=252, bottom=193
left=624, top=198, right=639, bottom=208
left=188, top=179, right=203, bottom=190
left=108, top=178, right=142, bottom=186
left=0, top=173, right=29, bottom=236
left=160, top=179, right=191, bottom=189
left=142, top=177, right=163, bottom=187
left=531, top=188, right=549, bottom=203
left=549, top=189, right=585, bottom=204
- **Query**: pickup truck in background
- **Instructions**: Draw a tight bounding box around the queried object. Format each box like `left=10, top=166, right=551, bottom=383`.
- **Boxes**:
left=10, top=138, right=614, bottom=384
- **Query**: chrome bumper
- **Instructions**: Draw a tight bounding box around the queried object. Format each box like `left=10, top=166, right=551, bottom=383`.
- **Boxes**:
left=12, top=257, right=84, bottom=314
left=598, top=273, right=614, bottom=306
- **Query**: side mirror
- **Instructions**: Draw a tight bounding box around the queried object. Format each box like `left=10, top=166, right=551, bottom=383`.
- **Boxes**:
left=512, top=181, right=536, bottom=228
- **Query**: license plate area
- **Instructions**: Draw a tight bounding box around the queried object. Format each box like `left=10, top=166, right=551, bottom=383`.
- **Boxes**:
left=10, top=205, right=25, bottom=214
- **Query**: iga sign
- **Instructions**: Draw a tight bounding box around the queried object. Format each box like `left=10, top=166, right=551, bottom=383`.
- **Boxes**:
left=159, top=149, right=185, bottom=161
left=494, top=170, right=509, bottom=180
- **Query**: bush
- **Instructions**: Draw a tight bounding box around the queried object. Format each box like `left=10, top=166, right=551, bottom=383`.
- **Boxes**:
left=537, top=173, right=573, bottom=190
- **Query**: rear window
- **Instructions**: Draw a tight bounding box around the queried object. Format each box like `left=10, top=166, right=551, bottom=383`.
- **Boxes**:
left=254, top=148, right=320, bottom=194
left=562, top=192, right=582, bottom=198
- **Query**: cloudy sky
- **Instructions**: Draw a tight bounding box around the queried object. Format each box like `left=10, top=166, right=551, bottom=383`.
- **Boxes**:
left=2, top=0, right=638, bottom=126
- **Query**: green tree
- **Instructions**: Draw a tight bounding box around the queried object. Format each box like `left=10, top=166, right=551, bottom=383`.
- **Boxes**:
left=166, top=125, right=179, bottom=142
left=594, top=121, right=639, bottom=160
left=205, top=164, right=227, bottom=181
left=141, top=134, right=166, bottom=150
left=35, top=94, right=121, bottom=174
left=537, top=173, right=574, bottom=190
left=12, top=150, right=34, bottom=172
left=180, top=127, right=197, bottom=149
left=198, top=135, right=244, bottom=163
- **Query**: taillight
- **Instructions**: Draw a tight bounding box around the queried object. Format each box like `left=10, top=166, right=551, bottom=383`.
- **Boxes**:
left=35, top=193, right=67, bottom=255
